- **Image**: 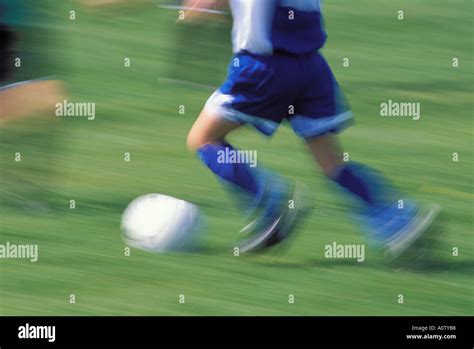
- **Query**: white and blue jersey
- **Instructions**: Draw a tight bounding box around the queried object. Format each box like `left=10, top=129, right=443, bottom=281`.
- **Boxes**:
left=206, top=0, right=353, bottom=138
left=230, top=0, right=326, bottom=55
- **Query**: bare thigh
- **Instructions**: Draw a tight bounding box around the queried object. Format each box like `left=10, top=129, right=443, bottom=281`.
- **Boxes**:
left=186, top=105, right=242, bottom=152
left=187, top=103, right=345, bottom=179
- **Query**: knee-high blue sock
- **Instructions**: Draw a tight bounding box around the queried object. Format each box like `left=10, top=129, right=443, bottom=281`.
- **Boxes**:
left=197, top=142, right=264, bottom=208
left=331, top=162, right=395, bottom=209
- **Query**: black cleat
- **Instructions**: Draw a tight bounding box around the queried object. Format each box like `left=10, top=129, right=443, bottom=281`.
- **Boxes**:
left=238, top=181, right=309, bottom=254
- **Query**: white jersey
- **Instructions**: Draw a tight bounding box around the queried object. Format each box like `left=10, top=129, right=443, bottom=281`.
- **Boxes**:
left=229, top=0, right=325, bottom=55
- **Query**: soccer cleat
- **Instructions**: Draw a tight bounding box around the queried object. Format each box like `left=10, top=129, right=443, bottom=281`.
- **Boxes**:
left=383, top=203, right=441, bottom=260
left=357, top=200, right=441, bottom=261
left=237, top=181, right=308, bottom=254
left=238, top=178, right=288, bottom=236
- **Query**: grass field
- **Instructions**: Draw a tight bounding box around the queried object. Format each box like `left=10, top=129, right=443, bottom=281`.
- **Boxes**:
left=0, top=0, right=473, bottom=315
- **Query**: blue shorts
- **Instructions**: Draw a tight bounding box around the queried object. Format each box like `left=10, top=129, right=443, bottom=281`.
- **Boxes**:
left=205, top=51, right=353, bottom=138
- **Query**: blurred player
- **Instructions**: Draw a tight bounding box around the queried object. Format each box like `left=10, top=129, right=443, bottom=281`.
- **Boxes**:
left=1, top=0, right=140, bottom=211
left=0, top=0, right=67, bottom=211
left=184, top=0, right=440, bottom=258
left=0, top=0, right=65, bottom=121
left=1, top=0, right=144, bottom=122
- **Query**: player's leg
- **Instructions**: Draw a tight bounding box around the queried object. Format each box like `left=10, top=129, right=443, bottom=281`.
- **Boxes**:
left=305, top=133, right=343, bottom=177
left=306, top=133, right=395, bottom=206
left=187, top=105, right=285, bottom=253
left=187, top=102, right=304, bottom=254
left=306, top=133, right=394, bottom=207
left=187, top=105, right=268, bottom=211
left=292, top=52, right=440, bottom=259
left=307, top=133, right=440, bottom=259
left=188, top=53, right=306, bottom=253
left=0, top=80, right=65, bottom=121
left=187, top=106, right=259, bottom=196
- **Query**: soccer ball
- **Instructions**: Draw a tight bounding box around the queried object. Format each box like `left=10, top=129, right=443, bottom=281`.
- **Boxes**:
left=121, top=194, right=202, bottom=252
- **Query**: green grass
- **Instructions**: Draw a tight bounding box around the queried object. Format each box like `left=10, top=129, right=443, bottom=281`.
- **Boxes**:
left=0, top=0, right=473, bottom=315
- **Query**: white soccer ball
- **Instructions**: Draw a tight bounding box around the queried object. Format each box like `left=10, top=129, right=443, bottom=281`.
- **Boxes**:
left=121, top=194, right=202, bottom=252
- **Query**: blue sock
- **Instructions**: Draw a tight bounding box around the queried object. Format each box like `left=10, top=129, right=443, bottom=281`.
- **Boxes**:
left=197, top=142, right=262, bottom=202
left=331, top=162, right=395, bottom=209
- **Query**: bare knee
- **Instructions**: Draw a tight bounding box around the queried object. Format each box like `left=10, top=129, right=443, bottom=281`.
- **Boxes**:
left=186, top=108, right=241, bottom=153
left=186, top=118, right=227, bottom=153
left=186, top=129, right=210, bottom=153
